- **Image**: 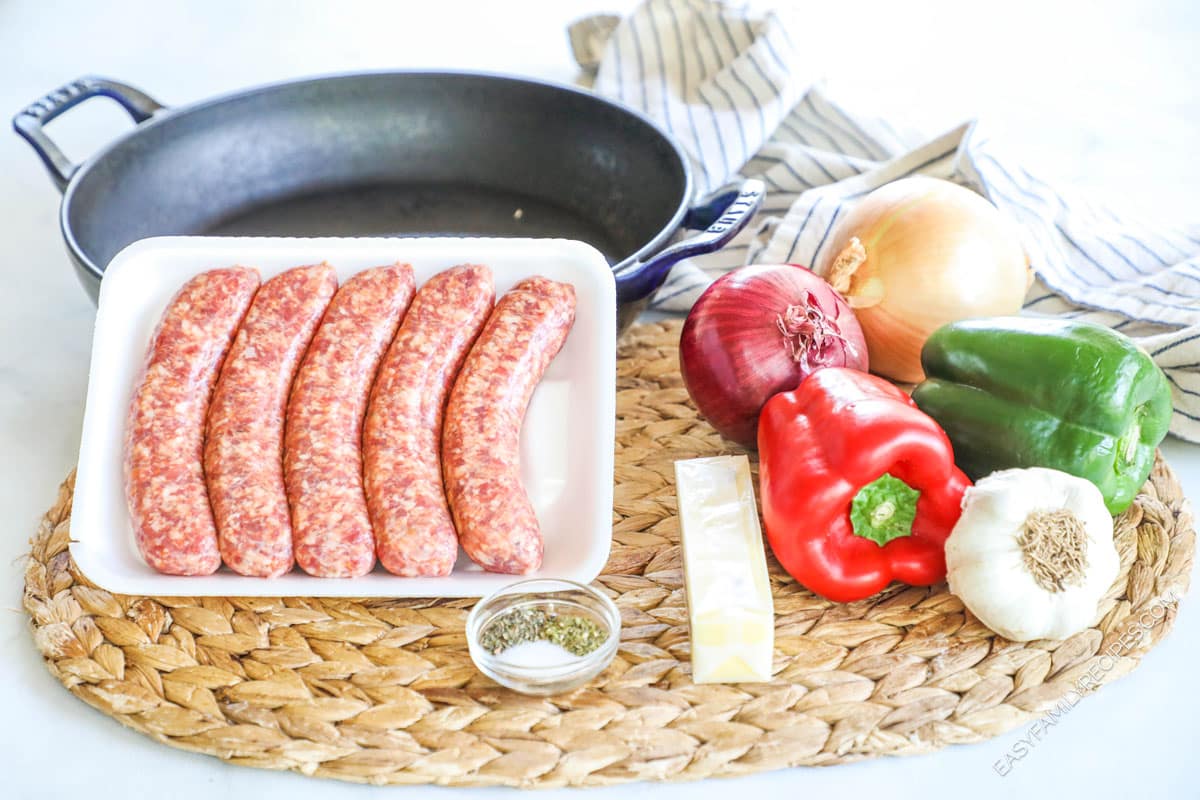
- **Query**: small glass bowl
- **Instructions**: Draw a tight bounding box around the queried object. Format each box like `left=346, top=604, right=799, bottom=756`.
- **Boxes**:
left=466, top=578, right=620, bottom=696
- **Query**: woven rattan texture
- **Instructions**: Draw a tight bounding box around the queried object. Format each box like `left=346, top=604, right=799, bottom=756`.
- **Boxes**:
left=23, top=320, right=1195, bottom=786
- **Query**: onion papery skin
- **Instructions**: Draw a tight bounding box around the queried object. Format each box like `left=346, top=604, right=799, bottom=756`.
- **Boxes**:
left=679, top=264, right=868, bottom=448
left=815, top=176, right=1030, bottom=384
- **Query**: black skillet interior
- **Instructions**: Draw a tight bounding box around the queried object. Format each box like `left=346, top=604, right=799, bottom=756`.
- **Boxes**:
left=64, top=73, right=689, bottom=275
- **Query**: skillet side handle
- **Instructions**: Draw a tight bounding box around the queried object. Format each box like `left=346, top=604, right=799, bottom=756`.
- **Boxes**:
left=614, top=178, right=764, bottom=305
left=13, top=76, right=165, bottom=192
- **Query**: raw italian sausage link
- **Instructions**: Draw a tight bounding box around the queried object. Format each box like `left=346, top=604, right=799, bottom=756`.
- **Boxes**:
left=442, top=276, right=576, bottom=575
left=364, top=264, right=494, bottom=577
left=124, top=266, right=260, bottom=576
left=285, top=263, right=415, bottom=578
left=205, top=264, right=338, bottom=577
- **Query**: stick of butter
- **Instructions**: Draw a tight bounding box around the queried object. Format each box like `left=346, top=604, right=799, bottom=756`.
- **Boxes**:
left=674, top=455, right=774, bottom=683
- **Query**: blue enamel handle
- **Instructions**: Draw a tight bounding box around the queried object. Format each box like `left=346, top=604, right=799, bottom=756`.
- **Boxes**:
left=614, top=178, right=764, bottom=304
left=13, top=76, right=164, bottom=192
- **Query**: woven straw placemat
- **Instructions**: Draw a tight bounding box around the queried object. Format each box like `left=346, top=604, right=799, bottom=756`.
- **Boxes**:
left=23, top=320, right=1195, bottom=787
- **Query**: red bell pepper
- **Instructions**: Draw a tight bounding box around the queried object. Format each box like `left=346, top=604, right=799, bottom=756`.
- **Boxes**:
left=757, top=367, right=970, bottom=603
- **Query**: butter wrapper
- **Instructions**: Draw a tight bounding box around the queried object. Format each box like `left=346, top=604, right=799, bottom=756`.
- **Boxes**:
left=674, top=455, right=774, bottom=683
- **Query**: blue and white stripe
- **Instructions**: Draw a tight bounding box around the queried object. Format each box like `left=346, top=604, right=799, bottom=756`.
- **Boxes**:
left=575, top=0, right=1200, bottom=440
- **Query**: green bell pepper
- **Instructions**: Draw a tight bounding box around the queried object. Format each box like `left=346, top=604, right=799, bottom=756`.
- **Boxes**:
left=911, top=316, right=1172, bottom=514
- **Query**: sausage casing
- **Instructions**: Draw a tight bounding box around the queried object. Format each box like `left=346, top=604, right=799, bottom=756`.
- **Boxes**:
left=285, top=263, right=415, bottom=578
left=364, top=264, right=494, bottom=576
left=442, top=276, right=576, bottom=575
left=205, top=264, right=338, bottom=577
left=124, top=266, right=260, bottom=575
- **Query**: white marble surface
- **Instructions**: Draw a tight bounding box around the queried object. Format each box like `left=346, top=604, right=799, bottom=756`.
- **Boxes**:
left=1, top=1, right=1197, bottom=797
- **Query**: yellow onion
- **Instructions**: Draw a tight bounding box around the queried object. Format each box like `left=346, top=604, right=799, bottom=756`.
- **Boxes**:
left=814, top=176, right=1030, bottom=383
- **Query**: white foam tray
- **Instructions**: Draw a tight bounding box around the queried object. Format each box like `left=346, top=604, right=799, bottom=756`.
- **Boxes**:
left=71, top=236, right=616, bottom=597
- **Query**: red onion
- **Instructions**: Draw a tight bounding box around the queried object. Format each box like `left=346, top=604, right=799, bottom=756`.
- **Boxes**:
left=679, top=264, right=869, bottom=448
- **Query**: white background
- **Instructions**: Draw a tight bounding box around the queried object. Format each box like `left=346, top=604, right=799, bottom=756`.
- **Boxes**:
left=1, top=1, right=1197, bottom=797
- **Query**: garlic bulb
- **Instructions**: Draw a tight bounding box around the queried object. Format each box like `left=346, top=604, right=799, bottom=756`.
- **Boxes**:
left=945, top=467, right=1119, bottom=642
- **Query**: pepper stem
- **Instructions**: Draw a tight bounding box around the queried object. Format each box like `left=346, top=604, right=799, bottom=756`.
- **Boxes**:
left=849, top=474, right=920, bottom=546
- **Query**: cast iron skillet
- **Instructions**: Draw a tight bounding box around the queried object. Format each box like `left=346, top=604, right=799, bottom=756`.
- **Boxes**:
left=14, top=73, right=762, bottom=332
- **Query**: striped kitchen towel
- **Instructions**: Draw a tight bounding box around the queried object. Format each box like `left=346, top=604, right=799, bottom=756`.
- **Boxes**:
left=569, top=0, right=1200, bottom=441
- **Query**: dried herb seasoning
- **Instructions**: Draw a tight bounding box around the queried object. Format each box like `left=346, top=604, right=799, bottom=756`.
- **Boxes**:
left=479, top=606, right=605, bottom=657
left=543, top=614, right=607, bottom=656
